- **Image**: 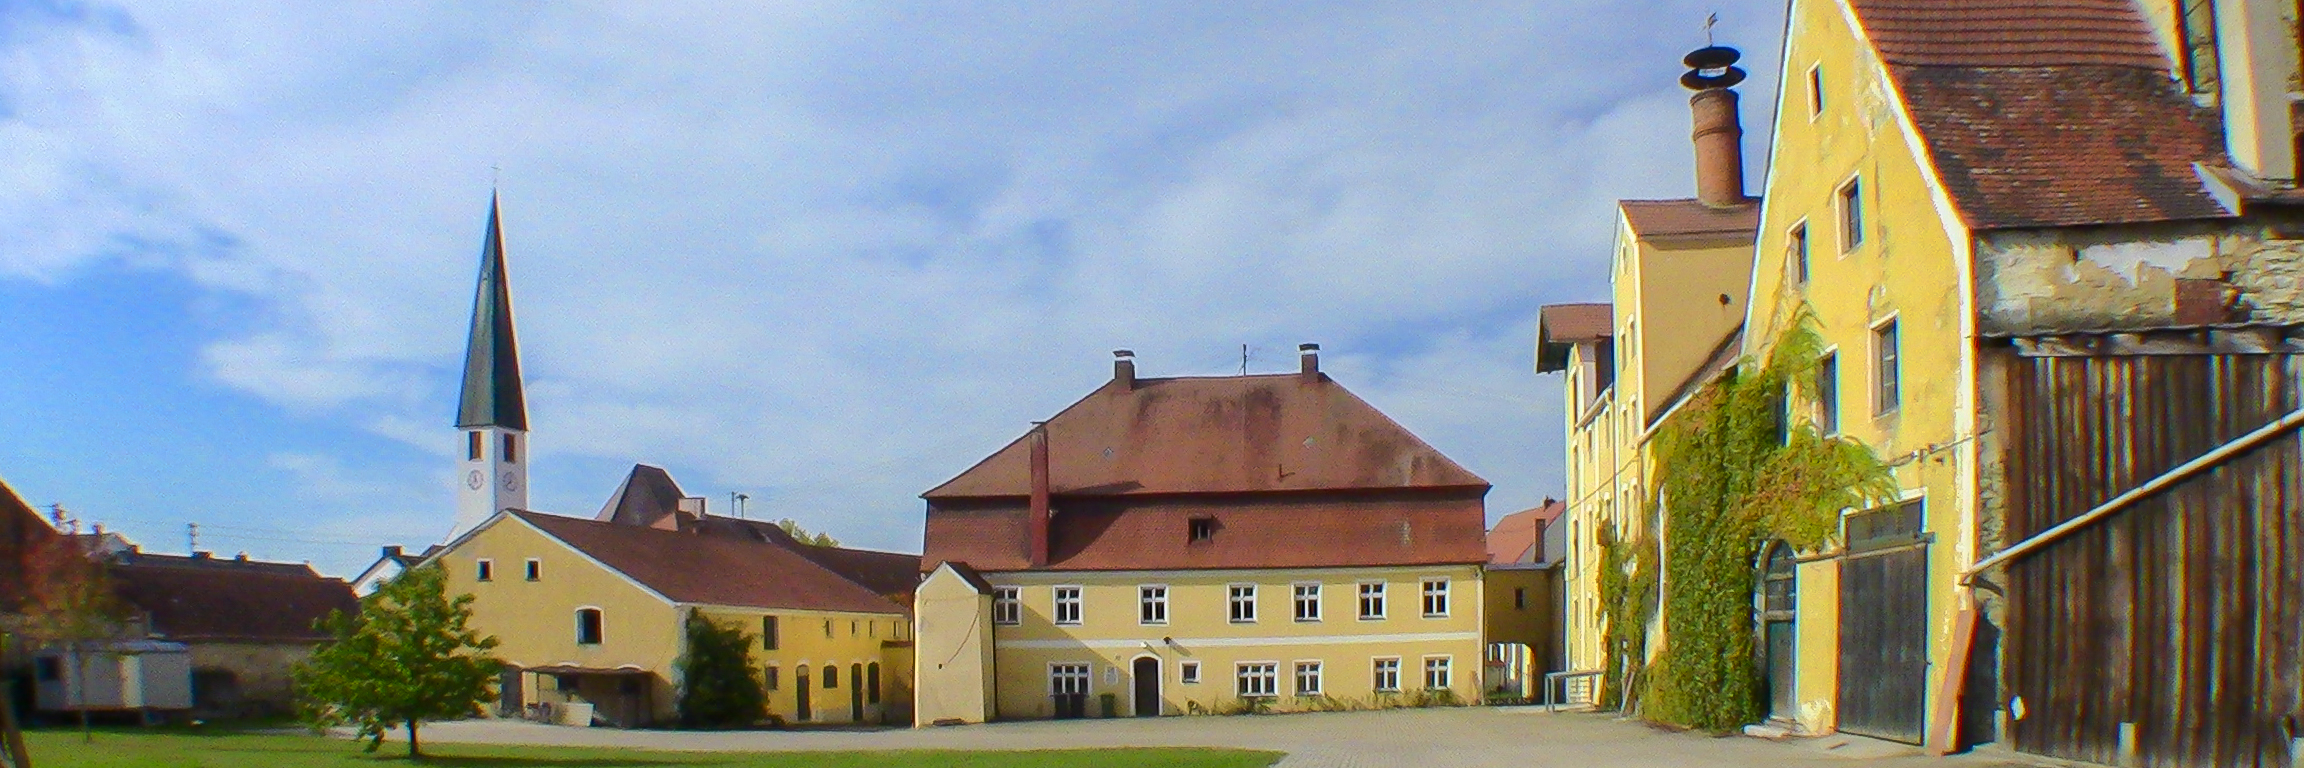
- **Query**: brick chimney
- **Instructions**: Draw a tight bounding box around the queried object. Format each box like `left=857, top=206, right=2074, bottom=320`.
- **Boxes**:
left=1029, top=422, right=1052, bottom=567
left=1681, top=44, right=1749, bottom=208
left=1299, top=343, right=1320, bottom=384
left=1113, top=349, right=1136, bottom=391
left=381, top=545, right=403, bottom=559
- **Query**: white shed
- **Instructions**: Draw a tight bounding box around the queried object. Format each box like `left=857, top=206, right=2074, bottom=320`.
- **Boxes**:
left=35, top=640, right=193, bottom=712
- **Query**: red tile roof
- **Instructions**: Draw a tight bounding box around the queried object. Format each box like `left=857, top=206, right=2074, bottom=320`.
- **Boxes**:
left=1538, top=304, right=1612, bottom=344
left=515, top=511, right=905, bottom=615
left=1486, top=500, right=1563, bottom=565
left=1618, top=199, right=1761, bottom=238
left=925, top=374, right=1486, bottom=499
left=1848, top=0, right=2230, bottom=229
left=108, top=553, right=357, bottom=643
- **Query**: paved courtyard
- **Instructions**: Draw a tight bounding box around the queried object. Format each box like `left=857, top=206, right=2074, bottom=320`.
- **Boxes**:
left=413, top=707, right=2050, bottom=768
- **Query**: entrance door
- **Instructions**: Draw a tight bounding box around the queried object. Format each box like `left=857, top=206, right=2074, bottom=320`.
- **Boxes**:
left=497, top=666, right=523, bottom=718
left=795, top=666, right=812, bottom=721
left=849, top=663, right=864, bottom=722
left=1131, top=657, right=1160, bottom=716
left=1837, top=502, right=1929, bottom=744
left=1760, top=542, right=1797, bottom=721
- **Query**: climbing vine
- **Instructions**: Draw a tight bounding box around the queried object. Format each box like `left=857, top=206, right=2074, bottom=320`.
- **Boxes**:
left=1593, top=522, right=1656, bottom=712
left=1636, top=309, right=1897, bottom=731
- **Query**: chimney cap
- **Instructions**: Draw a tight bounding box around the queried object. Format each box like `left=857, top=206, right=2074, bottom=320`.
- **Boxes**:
left=1680, top=45, right=1746, bottom=91
left=1299, top=343, right=1320, bottom=353
left=1113, top=349, right=1135, bottom=359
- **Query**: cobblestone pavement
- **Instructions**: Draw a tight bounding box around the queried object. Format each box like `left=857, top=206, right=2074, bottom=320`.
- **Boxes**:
left=409, top=707, right=2051, bottom=768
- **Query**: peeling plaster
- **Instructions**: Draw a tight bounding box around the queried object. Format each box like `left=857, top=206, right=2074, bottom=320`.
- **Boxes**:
left=1975, top=222, right=2304, bottom=334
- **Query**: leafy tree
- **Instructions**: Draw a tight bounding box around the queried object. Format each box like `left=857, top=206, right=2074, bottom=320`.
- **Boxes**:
left=293, top=564, right=499, bottom=759
left=16, top=528, right=128, bottom=744
left=676, top=614, right=764, bottom=728
left=774, top=519, right=839, bottom=547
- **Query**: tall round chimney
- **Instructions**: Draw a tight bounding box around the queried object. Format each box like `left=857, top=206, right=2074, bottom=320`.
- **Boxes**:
left=1682, top=45, right=1749, bottom=208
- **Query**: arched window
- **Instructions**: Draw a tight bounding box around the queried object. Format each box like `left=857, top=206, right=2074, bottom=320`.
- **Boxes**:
left=575, top=608, right=604, bottom=645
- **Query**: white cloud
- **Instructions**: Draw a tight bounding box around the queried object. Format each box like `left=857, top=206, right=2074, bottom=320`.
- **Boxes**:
left=2, top=1, right=1787, bottom=553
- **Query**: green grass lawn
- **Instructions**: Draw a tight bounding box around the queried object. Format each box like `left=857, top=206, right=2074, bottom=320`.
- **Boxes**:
left=22, top=729, right=1282, bottom=768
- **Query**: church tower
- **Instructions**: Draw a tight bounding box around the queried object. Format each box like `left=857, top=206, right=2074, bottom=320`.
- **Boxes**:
left=449, top=193, right=529, bottom=540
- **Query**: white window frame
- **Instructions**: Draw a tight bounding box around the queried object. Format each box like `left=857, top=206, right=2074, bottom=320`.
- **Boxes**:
left=1872, top=315, right=1901, bottom=416
left=574, top=606, right=604, bottom=645
left=1235, top=661, right=1278, bottom=698
left=1292, top=582, right=1322, bottom=622
left=1817, top=346, right=1841, bottom=435
left=1228, top=583, right=1258, bottom=624
left=1052, top=585, right=1083, bottom=626
left=523, top=558, right=541, bottom=581
left=475, top=558, right=494, bottom=582
left=1138, top=584, right=1168, bottom=625
left=1179, top=660, right=1201, bottom=684
left=1423, top=655, right=1452, bottom=690
left=1420, top=577, right=1450, bottom=618
left=1807, top=63, right=1824, bottom=119
left=1839, top=175, right=1864, bottom=253
left=993, top=586, right=1021, bottom=626
left=1357, top=581, right=1387, bottom=620
left=1049, top=662, right=1091, bottom=696
left=1293, top=660, right=1323, bottom=697
left=1372, top=657, right=1401, bottom=692
left=1789, top=219, right=1810, bottom=287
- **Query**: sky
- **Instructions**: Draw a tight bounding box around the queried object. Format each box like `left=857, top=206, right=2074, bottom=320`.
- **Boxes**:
left=0, top=1, right=1784, bottom=578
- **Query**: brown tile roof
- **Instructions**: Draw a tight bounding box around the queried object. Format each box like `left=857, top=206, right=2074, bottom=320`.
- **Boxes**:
left=1618, top=199, right=1762, bottom=238
left=925, top=373, right=1486, bottom=499
left=784, top=545, right=921, bottom=602
left=1851, top=0, right=2172, bottom=67
left=514, top=511, right=905, bottom=615
left=108, top=553, right=357, bottom=643
left=1846, top=0, right=2230, bottom=229
left=595, top=464, right=690, bottom=527
left=1536, top=303, right=1613, bottom=374
left=0, top=479, right=57, bottom=610
left=925, top=491, right=1489, bottom=573
left=1486, top=500, right=1563, bottom=565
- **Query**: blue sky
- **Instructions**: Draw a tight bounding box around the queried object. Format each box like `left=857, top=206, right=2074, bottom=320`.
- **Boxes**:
left=0, top=1, right=1783, bottom=577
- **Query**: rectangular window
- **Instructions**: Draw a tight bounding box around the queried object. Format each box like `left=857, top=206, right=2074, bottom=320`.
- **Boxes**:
left=1228, top=584, right=1257, bottom=623
left=851, top=620, right=858, bottom=636
left=1236, top=662, right=1278, bottom=698
left=1424, top=656, right=1452, bottom=690
left=1818, top=353, right=1840, bottom=434
left=2176, top=0, right=2221, bottom=95
left=823, top=619, right=832, bottom=638
left=1050, top=663, right=1091, bottom=696
left=524, top=558, right=541, bottom=581
left=575, top=608, right=603, bottom=645
left=1420, top=578, right=1450, bottom=617
left=467, top=431, right=483, bottom=461
left=1840, top=178, right=1864, bottom=251
left=762, top=616, right=779, bottom=650
left=868, top=663, right=881, bottom=703
left=476, top=559, right=493, bottom=582
left=1790, top=222, right=1809, bottom=285
left=1294, top=661, right=1323, bottom=696
left=1188, top=516, right=1216, bottom=542
left=1139, top=585, right=1168, bottom=625
left=764, top=665, right=780, bottom=691
left=1372, top=657, right=1401, bottom=692
left=824, top=665, right=838, bottom=688
left=1514, top=587, right=1526, bottom=610
left=1179, top=661, right=1201, bottom=684
left=501, top=433, right=518, bottom=463
left=1807, top=64, right=1824, bottom=117
left=1358, top=581, right=1387, bottom=620
left=1293, top=583, right=1321, bottom=622
left=993, top=586, right=1021, bottom=625
left=1874, top=320, right=1900, bottom=414
left=1053, top=586, right=1082, bottom=625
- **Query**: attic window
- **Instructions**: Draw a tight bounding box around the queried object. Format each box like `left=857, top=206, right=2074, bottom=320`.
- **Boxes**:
left=1189, top=517, right=1217, bottom=542
left=524, top=558, right=541, bottom=581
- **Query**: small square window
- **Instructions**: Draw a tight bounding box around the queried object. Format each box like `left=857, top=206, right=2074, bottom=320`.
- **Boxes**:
left=824, top=665, right=838, bottom=688
left=524, top=559, right=541, bottom=581
left=476, top=559, right=493, bottom=582
left=1188, top=517, right=1216, bottom=542
left=1180, top=660, right=1201, bottom=684
left=1423, top=656, right=1452, bottom=690
left=575, top=608, right=603, bottom=645
left=764, top=665, right=780, bottom=691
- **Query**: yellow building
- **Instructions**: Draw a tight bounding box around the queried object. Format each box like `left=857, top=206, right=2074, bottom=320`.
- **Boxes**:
left=913, top=347, right=1490, bottom=724
left=431, top=466, right=918, bottom=727
left=1547, top=1, right=2304, bottom=758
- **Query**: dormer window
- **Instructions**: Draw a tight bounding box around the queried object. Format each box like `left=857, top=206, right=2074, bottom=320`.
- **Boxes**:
left=1188, top=517, right=1216, bottom=542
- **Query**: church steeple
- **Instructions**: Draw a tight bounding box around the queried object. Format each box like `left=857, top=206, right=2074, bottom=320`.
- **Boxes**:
left=449, top=192, right=529, bottom=541
left=456, top=193, right=527, bottom=431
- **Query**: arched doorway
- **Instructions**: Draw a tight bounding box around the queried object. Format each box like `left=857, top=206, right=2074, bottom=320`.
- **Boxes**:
left=1131, top=656, right=1161, bottom=716
left=795, top=665, right=812, bottom=721
left=849, top=663, right=864, bottom=722
left=1760, top=540, right=1798, bottom=721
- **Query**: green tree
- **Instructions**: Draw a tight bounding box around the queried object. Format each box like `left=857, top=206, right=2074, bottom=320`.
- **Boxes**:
left=16, top=527, right=128, bottom=745
left=293, top=564, right=500, bottom=759
left=774, top=519, right=839, bottom=547
left=675, top=614, right=764, bottom=728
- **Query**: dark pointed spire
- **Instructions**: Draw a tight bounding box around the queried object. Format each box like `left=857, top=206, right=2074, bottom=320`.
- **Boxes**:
left=455, top=193, right=528, bottom=431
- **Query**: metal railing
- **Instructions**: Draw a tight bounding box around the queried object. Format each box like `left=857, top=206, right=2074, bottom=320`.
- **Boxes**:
left=1539, top=670, right=1602, bottom=712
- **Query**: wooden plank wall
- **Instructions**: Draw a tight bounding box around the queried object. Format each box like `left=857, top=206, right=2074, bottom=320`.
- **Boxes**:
left=2001, top=353, right=2304, bottom=768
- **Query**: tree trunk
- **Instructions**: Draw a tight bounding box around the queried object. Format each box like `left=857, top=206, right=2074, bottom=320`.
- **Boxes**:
left=406, top=721, right=419, bottom=759
left=0, top=637, right=33, bottom=768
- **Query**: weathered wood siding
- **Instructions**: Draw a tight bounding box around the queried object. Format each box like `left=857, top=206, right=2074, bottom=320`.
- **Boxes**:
left=2000, top=353, right=2304, bottom=768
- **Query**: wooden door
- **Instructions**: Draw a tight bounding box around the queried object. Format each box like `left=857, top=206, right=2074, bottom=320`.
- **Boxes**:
left=1132, top=657, right=1160, bottom=716
left=795, top=666, right=812, bottom=721
left=1837, top=503, right=1929, bottom=744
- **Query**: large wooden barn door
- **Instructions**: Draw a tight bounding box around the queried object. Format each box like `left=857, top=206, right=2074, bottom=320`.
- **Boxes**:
left=1837, top=501, right=1929, bottom=744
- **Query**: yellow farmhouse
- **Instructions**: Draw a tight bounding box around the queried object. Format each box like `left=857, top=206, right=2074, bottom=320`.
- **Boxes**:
left=433, top=465, right=919, bottom=727
left=913, top=347, right=1491, bottom=723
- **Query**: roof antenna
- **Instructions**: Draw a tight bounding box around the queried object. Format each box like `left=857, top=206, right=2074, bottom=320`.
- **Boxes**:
left=1704, top=12, right=1718, bottom=46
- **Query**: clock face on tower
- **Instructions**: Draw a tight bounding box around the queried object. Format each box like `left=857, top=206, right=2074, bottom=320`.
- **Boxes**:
left=501, top=471, right=520, bottom=492
left=466, top=470, right=485, bottom=490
